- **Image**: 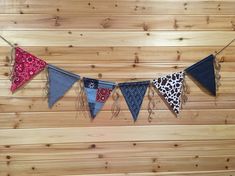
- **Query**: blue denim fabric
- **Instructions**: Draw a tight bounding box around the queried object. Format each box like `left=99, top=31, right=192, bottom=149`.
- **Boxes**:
left=185, top=54, right=216, bottom=96
left=83, top=77, right=116, bottom=118
left=119, top=81, right=150, bottom=121
left=48, top=64, right=80, bottom=108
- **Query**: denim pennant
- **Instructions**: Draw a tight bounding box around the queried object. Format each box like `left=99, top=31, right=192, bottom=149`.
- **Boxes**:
left=48, top=64, right=80, bottom=108
left=83, top=77, right=116, bottom=118
left=185, top=54, right=216, bottom=96
left=119, top=81, right=150, bottom=121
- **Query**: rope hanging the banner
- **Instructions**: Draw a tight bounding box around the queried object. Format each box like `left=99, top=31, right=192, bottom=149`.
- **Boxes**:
left=0, top=35, right=16, bottom=81
left=214, top=38, right=235, bottom=91
left=0, top=35, right=15, bottom=48
left=215, top=38, right=235, bottom=56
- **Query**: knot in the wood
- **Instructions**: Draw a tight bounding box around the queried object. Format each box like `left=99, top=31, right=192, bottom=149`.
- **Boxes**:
left=101, top=18, right=112, bottom=29
left=143, top=23, right=149, bottom=31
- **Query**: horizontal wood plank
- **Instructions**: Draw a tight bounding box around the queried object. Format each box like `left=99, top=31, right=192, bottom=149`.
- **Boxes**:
left=1, top=140, right=235, bottom=161
left=0, top=95, right=235, bottom=112
left=44, top=171, right=235, bottom=176
left=1, top=155, right=235, bottom=175
left=0, top=31, right=235, bottom=46
left=0, top=109, right=235, bottom=129
left=1, top=0, right=235, bottom=15
left=1, top=14, right=235, bottom=31
left=0, top=46, right=235, bottom=65
left=1, top=140, right=235, bottom=175
left=1, top=125, right=235, bottom=145
left=0, top=80, right=235, bottom=97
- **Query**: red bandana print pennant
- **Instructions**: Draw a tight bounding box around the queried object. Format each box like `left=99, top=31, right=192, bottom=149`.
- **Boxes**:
left=11, top=47, right=47, bottom=92
left=96, top=88, right=113, bottom=103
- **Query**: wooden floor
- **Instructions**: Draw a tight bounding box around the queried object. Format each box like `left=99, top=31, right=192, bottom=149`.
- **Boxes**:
left=1, top=0, right=235, bottom=175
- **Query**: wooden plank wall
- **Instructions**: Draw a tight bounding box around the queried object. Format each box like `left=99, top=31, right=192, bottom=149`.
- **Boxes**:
left=0, top=0, right=235, bottom=175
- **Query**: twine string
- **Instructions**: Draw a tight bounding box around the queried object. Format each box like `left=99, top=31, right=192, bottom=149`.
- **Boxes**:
left=213, top=39, right=235, bottom=91
left=75, top=81, right=80, bottom=118
left=181, top=72, right=189, bottom=109
left=147, top=83, right=157, bottom=122
left=111, top=85, right=120, bottom=118
left=215, top=38, right=235, bottom=56
left=44, top=65, right=50, bottom=100
left=77, top=79, right=88, bottom=118
left=0, top=35, right=15, bottom=48
left=0, top=35, right=16, bottom=81
left=214, top=56, right=222, bottom=90
left=9, top=47, right=16, bottom=81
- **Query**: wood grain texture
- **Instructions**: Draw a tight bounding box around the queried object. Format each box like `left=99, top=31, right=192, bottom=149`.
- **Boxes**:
left=1, top=31, right=235, bottom=46
left=0, top=0, right=235, bottom=175
left=2, top=0, right=235, bottom=15
left=1, top=125, right=235, bottom=145
left=1, top=14, right=235, bottom=31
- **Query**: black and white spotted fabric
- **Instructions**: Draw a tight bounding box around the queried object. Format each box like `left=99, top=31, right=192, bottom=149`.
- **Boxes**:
left=153, top=71, right=184, bottom=114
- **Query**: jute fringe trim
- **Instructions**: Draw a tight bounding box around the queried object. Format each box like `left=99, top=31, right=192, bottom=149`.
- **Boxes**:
left=76, top=79, right=89, bottom=118
left=214, top=56, right=221, bottom=91
left=181, top=72, right=190, bottom=109
left=147, top=83, right=157, bottom=122
left=44, top=66, right=50, bottom=100
left=111, top=85, right=121, bottom=118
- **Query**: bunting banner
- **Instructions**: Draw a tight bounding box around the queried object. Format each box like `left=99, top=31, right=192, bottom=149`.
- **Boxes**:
left=185, top=54, right=216, bottom=96
left=11, top=47, right=47, bottom=92
left=2, top=35, right=233, bottom=121
left=48, top=64, right=80, bottom=108
left=153, top=71, right=185, bottom=115
left=119, top=81, right=150, bottom=121
left=83, top=77, right=116, bottom=118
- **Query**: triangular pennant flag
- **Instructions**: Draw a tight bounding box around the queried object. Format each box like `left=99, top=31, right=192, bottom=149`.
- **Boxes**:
left=11, top=47, right=47, bottom=92
left=119, top=81, right=150, bottom=121
left=153, top=71, right=184, bottom=115
left=83, top=77, right=116, bottom=118
left=48, top=64, right=80, bottom=108
left=185, top=54, right=216, bottom=96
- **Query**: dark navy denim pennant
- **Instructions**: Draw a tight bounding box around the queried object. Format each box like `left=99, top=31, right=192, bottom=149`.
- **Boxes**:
left=48, top=64, right=80, bottom=108
left=83, top=77, right=116, bottom=118
left=185, top=54, right=216, bottom=96
left=119, top=81, right=150, bottom=121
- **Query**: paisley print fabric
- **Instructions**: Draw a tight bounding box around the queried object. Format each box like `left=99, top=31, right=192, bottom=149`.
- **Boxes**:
left=11, top=47, right=47, bottom=92
left=153, top=71, right=184, bottom=115
left=96, top=88, right=113, bottom=103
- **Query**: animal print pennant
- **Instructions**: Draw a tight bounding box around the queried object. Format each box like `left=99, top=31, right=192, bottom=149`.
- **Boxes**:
left=153, top=71, right=185, bottom=115
left=83, top=78, right=116, bottom=118
left=11, top=47, right=47, bottom=92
